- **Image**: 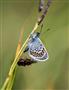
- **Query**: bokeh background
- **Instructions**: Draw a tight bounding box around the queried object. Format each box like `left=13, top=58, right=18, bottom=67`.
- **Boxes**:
left=0, top=0, right=69, bottom=89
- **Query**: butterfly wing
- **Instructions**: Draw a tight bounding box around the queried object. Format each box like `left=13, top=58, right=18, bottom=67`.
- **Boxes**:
left=28, top=37, right=49, bottom=61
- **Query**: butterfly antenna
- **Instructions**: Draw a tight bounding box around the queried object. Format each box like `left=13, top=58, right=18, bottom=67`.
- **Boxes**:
left=40, top=23, right=43, bottom=34
left=36, top=24, right=43, bottom=38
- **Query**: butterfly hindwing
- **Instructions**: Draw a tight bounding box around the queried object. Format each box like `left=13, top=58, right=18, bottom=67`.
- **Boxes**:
left=28, top=34, right=49, bottom=61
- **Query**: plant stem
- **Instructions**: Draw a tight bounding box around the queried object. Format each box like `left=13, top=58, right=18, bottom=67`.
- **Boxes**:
left=6, top=68, right=16, bottom=90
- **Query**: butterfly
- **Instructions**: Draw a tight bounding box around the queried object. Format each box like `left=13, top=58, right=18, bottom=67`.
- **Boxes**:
left=24, top=31, right=49, bottom=62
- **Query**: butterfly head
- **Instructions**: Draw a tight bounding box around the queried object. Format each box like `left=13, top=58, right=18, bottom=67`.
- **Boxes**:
left=30, top=32, right=40, bottom=41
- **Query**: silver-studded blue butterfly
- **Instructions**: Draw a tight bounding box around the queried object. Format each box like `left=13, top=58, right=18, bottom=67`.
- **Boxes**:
left=24, top=32, right=49, bottom=61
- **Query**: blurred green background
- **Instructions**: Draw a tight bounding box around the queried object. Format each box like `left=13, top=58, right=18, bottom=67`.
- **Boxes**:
left=0, top=0, right=69, bottom=89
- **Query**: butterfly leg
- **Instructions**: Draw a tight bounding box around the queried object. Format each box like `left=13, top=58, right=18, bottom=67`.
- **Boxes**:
left=23, top=46, right=29, bottom=53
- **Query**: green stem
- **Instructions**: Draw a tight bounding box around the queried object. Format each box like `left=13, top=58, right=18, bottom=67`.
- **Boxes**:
left=6, top=68, right=16, bottom=90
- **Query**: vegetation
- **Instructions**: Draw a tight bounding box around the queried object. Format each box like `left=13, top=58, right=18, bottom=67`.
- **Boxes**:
left=0, top=0, right=69, bottom=90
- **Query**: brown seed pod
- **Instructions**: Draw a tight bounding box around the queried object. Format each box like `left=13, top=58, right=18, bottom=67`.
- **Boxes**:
left=39, top=0, right=44, bottom=12
left=17, top=58, right=37, bottom=66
